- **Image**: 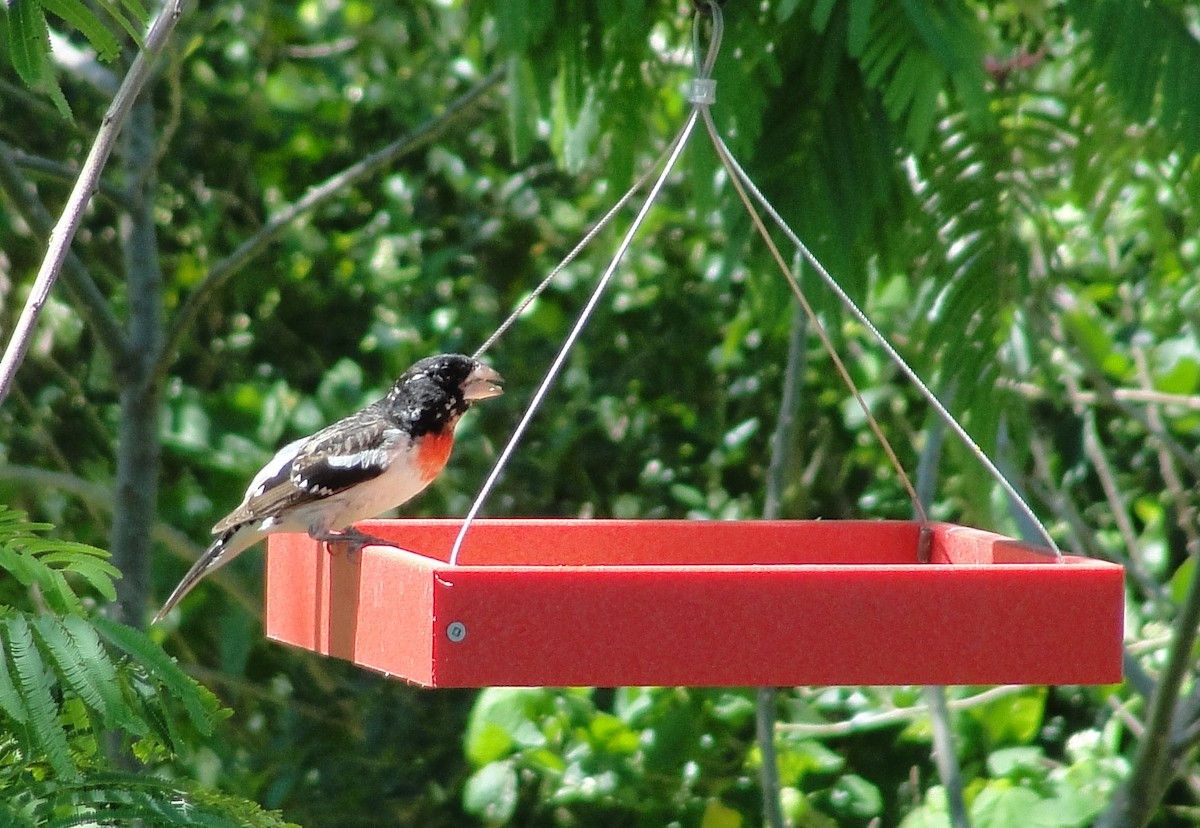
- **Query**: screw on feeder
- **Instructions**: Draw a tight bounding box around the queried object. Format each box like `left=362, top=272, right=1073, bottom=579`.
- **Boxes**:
left=446, top=621, right=467, bottom=642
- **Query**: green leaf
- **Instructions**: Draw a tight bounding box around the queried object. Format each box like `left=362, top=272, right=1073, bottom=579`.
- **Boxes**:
left=710, top=691, right=756, bottom=726
left=586, top=711, right=638, bottom=755
left=462, top=760, right=519, bottom=824
left=56, top=555, right=120, bottom=602
left=1030, top=785, right=1107, bottom=827
left=464, top=687, right=547, bottom=765
left=0, top=512, right=114, bottom=612
left=91, top=616, right=220, bottom=738
left=987, top=746, right=1046, bottom=779
left=900, top=786, right=952, bottom=828
left=830, top=774, right=883, bottom=817
left=39, top=0, right=120, bottom=61
left=1170, top=557, right=1194, bottom=604
left=0, top=624, right=28, bottom=724
left=847, top=0, right=875, bottom=57
left=32, top=615, right=109, bottom=721
left=96, top=0, right=147, bottom=45
left=62, top=614, right=137, bottom=733
left=4, top=0, right=51, bottom=87
left=810, top=0, right=837, bottom=31
left=969, top=782, right=1043, bottom=828
left=5, top=615, right=76, bottom=779
left=967, top=687, right=1046, bottom=746
left=464, top=721, right=512, bottom=766
left=111, top=0, right=149, bottom=25
left=1, top=0, right=72, bottom=118
left=772, top=737, right=845, bottom=785
left=505, top=56, right=540, bottom=162
left=700, top=799, right=743, bottom=828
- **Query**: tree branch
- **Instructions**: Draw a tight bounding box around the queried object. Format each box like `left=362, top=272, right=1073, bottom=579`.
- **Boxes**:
left=1001, top=378, right=1200, bottom=411
left=154, top=66, right=504, bottom=384
left=913, top=383, right=970, bottom=828
left=0, top=0, right=187, bottom=406
left=0, top=140, right=129, bottom=363
left=109, top=97, right=165, bottom=626
left=1, top=144, right=137, bottom=211
left=1099, top=352, right=1200, bottom=826
left=756, top=300, right=807, bottom=828
left=777, top=687, right=1029, bottom=738
left=1027, top=430, right=1165, bottom=604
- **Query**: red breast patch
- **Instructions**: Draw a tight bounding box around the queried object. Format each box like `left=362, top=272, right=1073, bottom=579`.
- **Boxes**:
left=415, top=430, right=455, bottom=482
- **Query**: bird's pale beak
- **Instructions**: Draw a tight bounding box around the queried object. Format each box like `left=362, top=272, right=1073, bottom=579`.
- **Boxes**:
left=462, top=363, right=504, bottom=401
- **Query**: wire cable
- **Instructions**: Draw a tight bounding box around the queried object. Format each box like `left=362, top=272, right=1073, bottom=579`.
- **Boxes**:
left=690, top=4, right=1059, bottom=556
left=452, top=111, right=700, bottom=565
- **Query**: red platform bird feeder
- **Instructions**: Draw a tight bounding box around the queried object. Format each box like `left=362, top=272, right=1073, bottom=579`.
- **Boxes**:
left=263, top=3, right=1126, bottom=689
left=264, top=518, right=1124, bottom=688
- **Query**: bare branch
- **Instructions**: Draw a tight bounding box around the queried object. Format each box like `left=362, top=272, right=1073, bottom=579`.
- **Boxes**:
left=1, top=144, right=136, bottom=211
left=756, top=300, right=807, bottom=828
left=0, top=140, right=128, bottom=362
left=777, top=686, right=1029, bottom=738
left=925, top=686, right=971, bottom=828
left=1027, top=431, right=1165, bottom=603
left=1099, top=352, right=1200, bottom=827
left=0, top=0, right=188, bottom=406
left=1002, top=378, right=1200, bottom=411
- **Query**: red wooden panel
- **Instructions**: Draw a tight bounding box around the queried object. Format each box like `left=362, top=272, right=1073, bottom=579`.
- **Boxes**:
left=264, top=520, right=1125, bottom=688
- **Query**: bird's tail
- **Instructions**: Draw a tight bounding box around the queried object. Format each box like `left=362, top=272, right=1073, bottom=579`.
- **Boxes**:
left=152, top=524, right=261, bottom=623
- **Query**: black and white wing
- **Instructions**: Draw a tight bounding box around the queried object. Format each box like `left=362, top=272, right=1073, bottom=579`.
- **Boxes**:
left=211, top=403, right=397, bottom=533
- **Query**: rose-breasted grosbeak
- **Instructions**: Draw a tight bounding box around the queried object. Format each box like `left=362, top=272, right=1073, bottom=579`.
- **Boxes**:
left=153, top=353, right=503, bottom=622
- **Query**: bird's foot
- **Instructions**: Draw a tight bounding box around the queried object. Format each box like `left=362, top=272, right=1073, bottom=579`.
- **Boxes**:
left=311, top=528, right=397, bottom=558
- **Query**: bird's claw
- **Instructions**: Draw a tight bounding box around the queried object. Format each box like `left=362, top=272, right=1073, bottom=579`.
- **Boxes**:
left=313, top=528, right=396, bottom=559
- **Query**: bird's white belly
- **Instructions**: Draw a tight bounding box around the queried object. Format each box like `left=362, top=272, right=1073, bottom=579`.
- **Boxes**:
left=278, top=447, right=433, bottom=535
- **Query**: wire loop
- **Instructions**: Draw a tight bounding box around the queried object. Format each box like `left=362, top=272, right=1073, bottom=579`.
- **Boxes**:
left=692, top=0, right=723, bottom=81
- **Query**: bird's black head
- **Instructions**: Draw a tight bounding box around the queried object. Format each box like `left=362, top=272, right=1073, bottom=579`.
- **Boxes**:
left=386, top=354, right=503, bottom=436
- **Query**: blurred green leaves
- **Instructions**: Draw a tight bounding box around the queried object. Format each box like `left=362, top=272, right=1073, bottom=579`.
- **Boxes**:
left=3, top=0, right=1200, bottom=825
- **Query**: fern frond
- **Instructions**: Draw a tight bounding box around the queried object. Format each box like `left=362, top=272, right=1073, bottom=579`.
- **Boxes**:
left=4, top=615, right=76, bottom=780
left=35, top=552, right=120, bottom=603
left=0, top=620, right=28, bottom=725
left=1070, top=0, right=1200, bottom=158
left=856, top=0, right=991, bottom=149
left=91, top=616, right=222, bottom=739
left=30, top=616, right=119, bottom=734
left=0, top=605, right=227, bottom=781
left=0, top=506, right=118, bottom=613
left=20, top=773, right=300, bottom=828
left=61, top=615, right=136, bottom=734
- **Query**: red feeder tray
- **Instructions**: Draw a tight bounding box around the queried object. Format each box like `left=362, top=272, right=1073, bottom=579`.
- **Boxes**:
left=264, top=519, right=1124, bottom=688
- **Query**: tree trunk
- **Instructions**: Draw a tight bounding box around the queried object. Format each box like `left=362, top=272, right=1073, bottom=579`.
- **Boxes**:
left=109, top=97, right=163, bottom=626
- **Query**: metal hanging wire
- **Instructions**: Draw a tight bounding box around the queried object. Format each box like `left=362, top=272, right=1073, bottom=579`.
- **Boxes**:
left=451, top=112, right=699, bottom=564
left=453, top=0, right=1060, bottom=564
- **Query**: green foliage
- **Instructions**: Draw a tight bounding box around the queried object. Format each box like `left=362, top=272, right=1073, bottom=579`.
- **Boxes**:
left=1069, top=0, right=1200, bottom=156
left=0, top=773, right=298, bottom=828
left=0, top=0, right=143, bottom=118
left=901, top=728, right=1127, bottom=827
left=0, top=506, right=292, bottom=826
left=0, top=508, right=119, bottom=613
left=462, top=687, right=886, bottom=825
left=3, top=0, right=1200, bottom=825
